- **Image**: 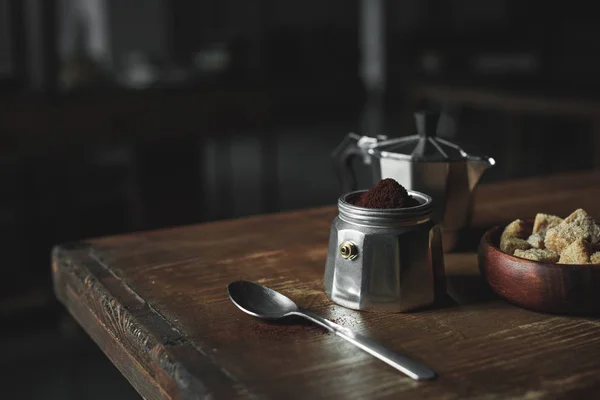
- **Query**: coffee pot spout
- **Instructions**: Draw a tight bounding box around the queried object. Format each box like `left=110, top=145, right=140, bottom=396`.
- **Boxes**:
left=467, top=156, right=496, bottom=190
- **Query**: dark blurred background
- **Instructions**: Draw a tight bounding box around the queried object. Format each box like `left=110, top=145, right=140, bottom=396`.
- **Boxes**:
left=1, top=0, right=599, bottom=398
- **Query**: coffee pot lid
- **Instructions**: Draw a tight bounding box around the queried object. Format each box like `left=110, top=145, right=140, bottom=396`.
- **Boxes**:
left=369, top=111, right=479, bottom=162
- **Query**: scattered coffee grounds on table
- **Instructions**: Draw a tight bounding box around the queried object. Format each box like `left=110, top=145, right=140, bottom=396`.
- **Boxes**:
left=251, top=320, right=330, bottom=339
left=354, top=178, right=419, bottom=209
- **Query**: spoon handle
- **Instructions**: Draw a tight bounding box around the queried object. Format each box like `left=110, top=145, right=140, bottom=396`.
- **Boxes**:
left=295, top=310, right=436, bottom=381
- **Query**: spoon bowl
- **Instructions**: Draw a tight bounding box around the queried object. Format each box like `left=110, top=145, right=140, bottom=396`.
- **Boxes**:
left=228, top=280, right=299, bottom=319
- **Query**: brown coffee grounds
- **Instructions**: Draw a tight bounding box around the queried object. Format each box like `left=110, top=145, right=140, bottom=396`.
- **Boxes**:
left=247, top=314, right=363, bottom=341
left=330, top=316, right=359, bottom=328
left=354, top=178, right=418, bottom=209
left=251, top=319, right=330, bottom=339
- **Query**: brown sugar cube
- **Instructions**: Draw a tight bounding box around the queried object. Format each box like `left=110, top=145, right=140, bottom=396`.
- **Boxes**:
left=544, top=227, right=566, bottom=254
left=564, top=208, right=591, bottom=224
left=500, top=219, right=531, bottom=254
left=591, top=252, right=600, bottom=264
left=514, top=248, right=559, bottom=263
left=545, top=226, right=586, bottom=255
left=532, top=213, right=563, bottom=237
left=558, top=238, right=591, bottom=265
left=500, top=237, right=531, bottom=255
left=545, top=209, right=598, bottom=254
left=563, top=208, right=599, bottom=243
left=527, top=233, right=544, bottom=249
left=501, top=219, right=529, bottom=241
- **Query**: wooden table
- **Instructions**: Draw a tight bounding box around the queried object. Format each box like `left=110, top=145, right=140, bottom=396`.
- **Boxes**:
left=53, top=170, right=600, bottom=399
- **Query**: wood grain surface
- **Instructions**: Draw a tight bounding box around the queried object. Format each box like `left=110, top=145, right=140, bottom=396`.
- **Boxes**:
left=53, top=169, right=600, bottom=400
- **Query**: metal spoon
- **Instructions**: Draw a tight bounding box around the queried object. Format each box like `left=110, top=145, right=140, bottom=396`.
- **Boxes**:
left=227, top=280, right=437, bottom=381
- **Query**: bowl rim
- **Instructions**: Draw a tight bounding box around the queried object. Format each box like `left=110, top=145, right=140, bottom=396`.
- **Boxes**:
left=481, top=221, right=600, bottom=269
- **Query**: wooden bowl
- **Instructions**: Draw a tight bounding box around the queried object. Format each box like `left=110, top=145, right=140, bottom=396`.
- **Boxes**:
left=478, top=221, right=600, bottom=315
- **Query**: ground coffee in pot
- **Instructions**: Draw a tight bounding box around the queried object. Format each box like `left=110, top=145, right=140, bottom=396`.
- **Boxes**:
left=354, top=178, right=418, bottom=209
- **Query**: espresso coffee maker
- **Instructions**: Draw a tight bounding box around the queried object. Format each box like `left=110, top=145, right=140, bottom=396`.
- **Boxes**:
left=333, top=110, right=495, bottom=251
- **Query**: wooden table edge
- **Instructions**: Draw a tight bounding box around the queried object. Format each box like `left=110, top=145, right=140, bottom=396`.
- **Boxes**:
left=51, top=242, right=248, bottom=400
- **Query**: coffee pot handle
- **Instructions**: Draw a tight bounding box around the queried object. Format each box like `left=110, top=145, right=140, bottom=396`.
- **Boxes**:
left=332, top=133, right=364, bottom=192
